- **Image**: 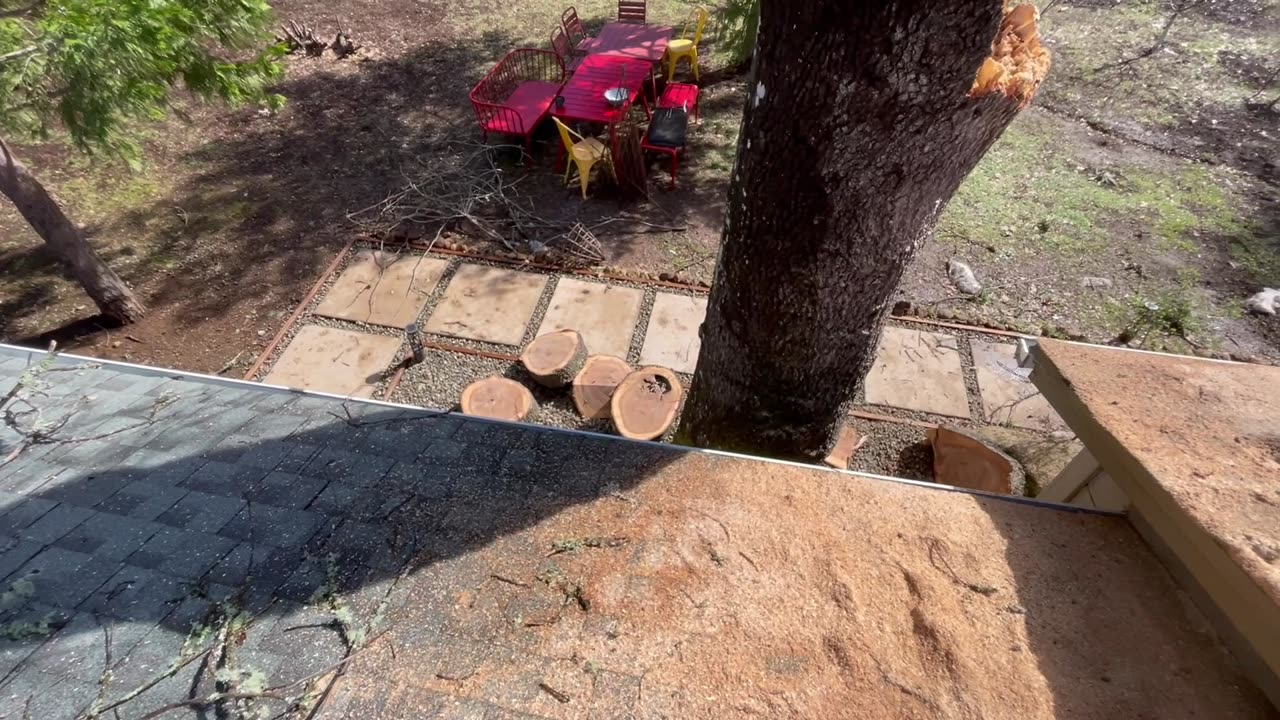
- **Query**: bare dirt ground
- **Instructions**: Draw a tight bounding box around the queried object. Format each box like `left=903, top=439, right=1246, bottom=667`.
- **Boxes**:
left=0, top=0, right=1276, bottom=371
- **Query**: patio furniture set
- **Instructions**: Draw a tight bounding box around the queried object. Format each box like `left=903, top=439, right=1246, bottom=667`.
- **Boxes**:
left=469, top=2, right=708, bottom=195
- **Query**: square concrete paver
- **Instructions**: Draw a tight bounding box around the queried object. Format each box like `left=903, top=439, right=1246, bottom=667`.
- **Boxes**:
left=263, top=325, right=402, bottom=398
left=864, top=327, right=970, bottom=418
left=424, top=264, right=548, bottom=346
left=535, top=279, right=643, bottom=358
left=639, top=293, right=707, bottom=374
left=971, top=340, right=1066, bottom=431
left=313, top=250, right=450, bottom=328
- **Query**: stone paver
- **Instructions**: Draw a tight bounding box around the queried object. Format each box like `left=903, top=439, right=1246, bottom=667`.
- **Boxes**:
left=639, top=292, right=707, bottom=374
left=864, top=327, right=970, bottom=418
left=535, top=278, right=643, bottom=358
left=424, top=264, right=548, bottom=346
left=313, top=250, right=450, bottom=328
left=263, top=325, right=402, bottom=398
left=970, top=340, right=1066, bottom=431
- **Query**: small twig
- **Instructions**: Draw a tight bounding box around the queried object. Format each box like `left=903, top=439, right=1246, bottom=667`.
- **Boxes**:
left=737, top=551, right=760, bottom=572
left=435, top=669, right=475, bottom=682
left=489, top=573, right=530, bottom=588
left=538, top=682, right=571, bottom=704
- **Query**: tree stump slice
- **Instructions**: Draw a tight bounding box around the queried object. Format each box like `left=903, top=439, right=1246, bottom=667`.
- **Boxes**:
left=521, top=330, right=588, bottom=388
left=572, top=355, right=633, bottom=420
left=611, top=366, right=683, bottom=440
left=822, top=426, right=868, bottom=471
left=460, top=376, right=536, bottom=422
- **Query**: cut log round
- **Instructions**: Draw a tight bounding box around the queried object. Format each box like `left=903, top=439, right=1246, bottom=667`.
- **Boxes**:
left=572, top=355, right=632, bottom=420
left=822, top=426, right=867, bottom=471
left=611, top=366, right=683, bottom=440
left=521, top=330, right=588, bottom=388
left=460, top=376, right=536, bottom=422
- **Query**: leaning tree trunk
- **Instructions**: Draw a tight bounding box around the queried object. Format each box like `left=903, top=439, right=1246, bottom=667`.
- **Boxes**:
left=0, top=139, right=146, bottom=323
left=678, top=1, right=1049, bottom=461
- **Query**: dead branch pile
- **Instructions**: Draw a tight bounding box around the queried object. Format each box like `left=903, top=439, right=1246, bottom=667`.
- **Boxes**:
left=348, top=143, right=670, bottom=266
left=279, top=21, right=361, bottom=58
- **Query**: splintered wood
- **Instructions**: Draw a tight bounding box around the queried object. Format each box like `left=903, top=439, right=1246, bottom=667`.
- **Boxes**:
left=520, top=330, right=588, bottom=389
left=970, top=3, right=1051, bottom=106
left=612, top=366, right=683, bottom=440
left=572, top=355, right=632, bottom=420
left=460, top=376, right=536, bottom=421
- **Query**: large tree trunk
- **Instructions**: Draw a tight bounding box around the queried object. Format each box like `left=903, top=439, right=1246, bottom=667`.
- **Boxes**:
left=0, top=139, right=146, bottom=324
left=678, top=1, right=1048, bottom=461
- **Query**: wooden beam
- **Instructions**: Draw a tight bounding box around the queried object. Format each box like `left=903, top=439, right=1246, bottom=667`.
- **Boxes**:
left=1031, top=342, right=1280, bottom=707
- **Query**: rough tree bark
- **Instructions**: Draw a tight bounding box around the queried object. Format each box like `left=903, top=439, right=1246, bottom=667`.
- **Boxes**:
left=678, top=1, right=1048, bottom=461
left=0, top=139, right=146, bottom=323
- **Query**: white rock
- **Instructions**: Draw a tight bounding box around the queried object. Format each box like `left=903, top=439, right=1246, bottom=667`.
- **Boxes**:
left=1080, top=276, right=1113, bottom=289
left=1245, top=288, right=1280, bottom=316
left=946, top=259, right=982, bottom=295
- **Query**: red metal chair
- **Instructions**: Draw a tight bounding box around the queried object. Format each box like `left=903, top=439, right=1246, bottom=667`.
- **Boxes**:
left=617, top=0, right=646, bottom=23
left=659, top=82, right=700, bottom=122
left=561, top=7, right=594, bottom=53
left=550, top=25, right=582, bottom=74
left=641, top=107, right=689, bottom=187
left=469, top=49, right=567, bottom=164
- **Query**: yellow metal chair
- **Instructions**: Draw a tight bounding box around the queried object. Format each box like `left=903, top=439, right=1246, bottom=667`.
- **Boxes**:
left=666, top=7, right=708, bottom=81
left=552, top=117, right=614, bottom=199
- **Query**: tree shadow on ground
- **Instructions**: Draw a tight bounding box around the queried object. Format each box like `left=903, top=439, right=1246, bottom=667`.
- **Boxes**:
left=0, top=355, right=682, bottom=718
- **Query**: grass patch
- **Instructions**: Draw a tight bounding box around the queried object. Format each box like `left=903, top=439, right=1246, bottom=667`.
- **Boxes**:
left=939, top=115, right=1254, bottom=258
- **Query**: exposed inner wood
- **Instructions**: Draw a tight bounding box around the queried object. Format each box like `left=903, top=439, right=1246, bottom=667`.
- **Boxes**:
left=521, top=329, right=588, bottom=388
left=572, top=354, right=632, bottom=420
left=970, top=3, right=1051, bottom=105
left=459, top=375, right=535, bottom=421
left=612, top=366, right=683, bottom=440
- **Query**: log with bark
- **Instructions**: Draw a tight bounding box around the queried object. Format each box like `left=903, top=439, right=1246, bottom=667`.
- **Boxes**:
left=0, top=139, right=145, bottom=323
left=611, top=366, right=683, bottom=440
left=572, top=355, right=632, bottom=420
left=520, top=330, right=588, bottom=388
left=677, top=1, right=1049, bottom=461
left=460, top=376, right=536, bottom=421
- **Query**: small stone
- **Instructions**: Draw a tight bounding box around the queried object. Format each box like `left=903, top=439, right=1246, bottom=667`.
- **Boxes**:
left=1080, top=276, right=1113, bottom=289
left=1245, top=288, right=1279, bottom=316
left=111, top=341, right=122, bottom=348
left=946, top=259, right=982, bottom=295
left=936, top=307, right=955, bottom=320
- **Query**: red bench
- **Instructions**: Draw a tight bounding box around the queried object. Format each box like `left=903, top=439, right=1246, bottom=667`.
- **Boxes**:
left=470, top=49, right=566, bottom=162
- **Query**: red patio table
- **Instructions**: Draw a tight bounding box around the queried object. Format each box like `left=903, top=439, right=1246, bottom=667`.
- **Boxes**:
left=580, top=21, right=673, bottom=62
left=554, top=54, right=652, bottom=125
left=552, top=54, right=652, bottom=170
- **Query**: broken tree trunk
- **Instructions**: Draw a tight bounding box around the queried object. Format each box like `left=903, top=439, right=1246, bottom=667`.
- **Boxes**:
left=677, top=2, right=1049, bottom=461
left=331, top=31, right=358, bottom=58
left=280, top=20, right=327, bottom=55
left=521, top=330, right=588, bottom=388
left=460, top=376, right=536, bottom=421
left=0, top=138, right=146, bottom=323
left=572, top=355, right=632, bottom=420
left=611, top=366, right=683, bottom=440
